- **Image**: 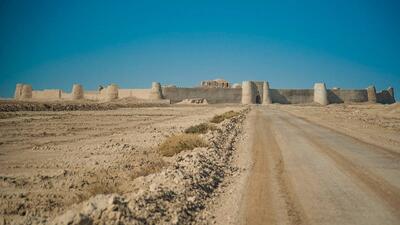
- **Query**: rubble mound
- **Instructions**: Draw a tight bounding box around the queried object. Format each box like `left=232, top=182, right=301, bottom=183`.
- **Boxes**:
left=0, top=100, right=170, bottom=112
left=177, top=98, right=208, bottom=105
left=0, top=101, right=118, bottom=112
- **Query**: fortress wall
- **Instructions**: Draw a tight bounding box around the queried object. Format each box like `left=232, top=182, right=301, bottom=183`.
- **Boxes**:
left=32, top=90, right=61, bottom=100
left=118, top=89, right=132, bottom=98
left=327, top=89, right=368, bottom=103
left=162, top=87, right=242, bottom=103
left=270, top=89, right=314, bottom=104
left=118, top=89, right=151, bottom=99
left=83, top=91, right=101, bottom=101
left=61, top=92, right=72, bottom=99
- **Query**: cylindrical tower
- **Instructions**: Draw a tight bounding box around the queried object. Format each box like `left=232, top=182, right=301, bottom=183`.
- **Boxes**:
left=313, top=83, right=328, bottom=105
left=367, top=85, right=377, bottom=103
left=20, top=84, right=33, bottom=99
left=262, top=81, right=272, bottom=104
left=14, top=83, right=23, bottom=100
left=149, top=82, right=163, bottom=100
left=71, top=84, right=84, bottom=100
left=242, top=81, right=256, bottom=104
left=106, top=84, right=119, bottom=101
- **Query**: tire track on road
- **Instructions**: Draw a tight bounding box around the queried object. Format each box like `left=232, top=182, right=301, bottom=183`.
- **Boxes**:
left=241, top=109, right=308, bottom=225
left=283, top=110, right=400, bottom=159
left=282, top=116, right=400, bottom=218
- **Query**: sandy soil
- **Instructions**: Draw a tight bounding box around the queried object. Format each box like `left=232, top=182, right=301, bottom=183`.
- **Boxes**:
left=276, top=103, right=400, bottom=153
left=0, top=105, right=245, bottom=224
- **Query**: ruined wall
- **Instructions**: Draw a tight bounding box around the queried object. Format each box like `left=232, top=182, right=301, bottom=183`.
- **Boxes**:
left=32, top=90, right=62, bottom=100
left=270, top=89, right=314, bottom=104
left=162, top=87, right=242, bottom=103
left=327, top=89, right=368, bottom=103
left=376, top=89, right=396, bottom=104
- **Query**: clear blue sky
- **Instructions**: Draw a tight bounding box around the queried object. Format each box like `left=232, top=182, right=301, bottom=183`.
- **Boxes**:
left=1, top=0, right=399, bottom=99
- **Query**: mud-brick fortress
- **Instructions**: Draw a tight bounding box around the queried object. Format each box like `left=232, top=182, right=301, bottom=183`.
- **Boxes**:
left=13, top=78, right=396, bottom=105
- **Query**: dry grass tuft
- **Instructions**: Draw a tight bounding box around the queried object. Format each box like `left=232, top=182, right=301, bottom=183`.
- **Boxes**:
left=87, top=181, right=120, bottom=197
left=158, top=133, right=208, bottom=157
left=184, top=122, right=217, bottom=134
left=75, top=174, right=122, bottom=203
left=210, top=110, right=240, bottom=123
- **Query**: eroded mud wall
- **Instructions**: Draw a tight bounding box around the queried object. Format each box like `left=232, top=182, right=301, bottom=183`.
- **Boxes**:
left=162, top=87, right=242, bottom=104
left=327, top=89, right=368, bottom=103
left=32, top=90, right=61, bottom=100
left=377, top=88, right=396, bottom=104
left=270, top=89, right=314, bottom=104
left=118, top=89, right=151, bottom=99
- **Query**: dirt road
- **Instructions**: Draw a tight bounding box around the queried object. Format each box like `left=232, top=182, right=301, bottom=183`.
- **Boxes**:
left=240, top=107, right=400, bottom=225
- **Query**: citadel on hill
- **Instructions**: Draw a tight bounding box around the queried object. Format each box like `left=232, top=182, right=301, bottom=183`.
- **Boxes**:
left=13, top=79, right=396, bottom=105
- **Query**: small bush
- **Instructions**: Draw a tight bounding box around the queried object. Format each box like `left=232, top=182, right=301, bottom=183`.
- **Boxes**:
left=158, top=133, right=208, bottom=157
left=184, top=123, right=217, bottom=134
left=210, top=110, right=240, bottom=123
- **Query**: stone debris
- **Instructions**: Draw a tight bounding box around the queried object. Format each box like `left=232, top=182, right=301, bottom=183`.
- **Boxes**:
left=177, top=98, right=208, bottom=105
left=0, top=101, right=170, bottom=112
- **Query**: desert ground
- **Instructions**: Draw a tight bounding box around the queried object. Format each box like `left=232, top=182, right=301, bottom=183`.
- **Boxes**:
left=0, top=102, right=399, bottom=225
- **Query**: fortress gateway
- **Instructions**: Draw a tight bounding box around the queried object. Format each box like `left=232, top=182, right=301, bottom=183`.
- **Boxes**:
left=13, top=79, right=396, bottom=105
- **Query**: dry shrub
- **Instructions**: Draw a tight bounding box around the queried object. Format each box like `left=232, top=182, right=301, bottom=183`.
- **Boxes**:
left=75, top=176, right=122, bottom=203
left=210, top=110, right=240, bottom=123
left=158, top=133, right=208, bottom=157
left=87, top=181, right=120, bottom=197
left=133, top=159, right=166, bottom=178
left=184, top=122, right=217, bottom=134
